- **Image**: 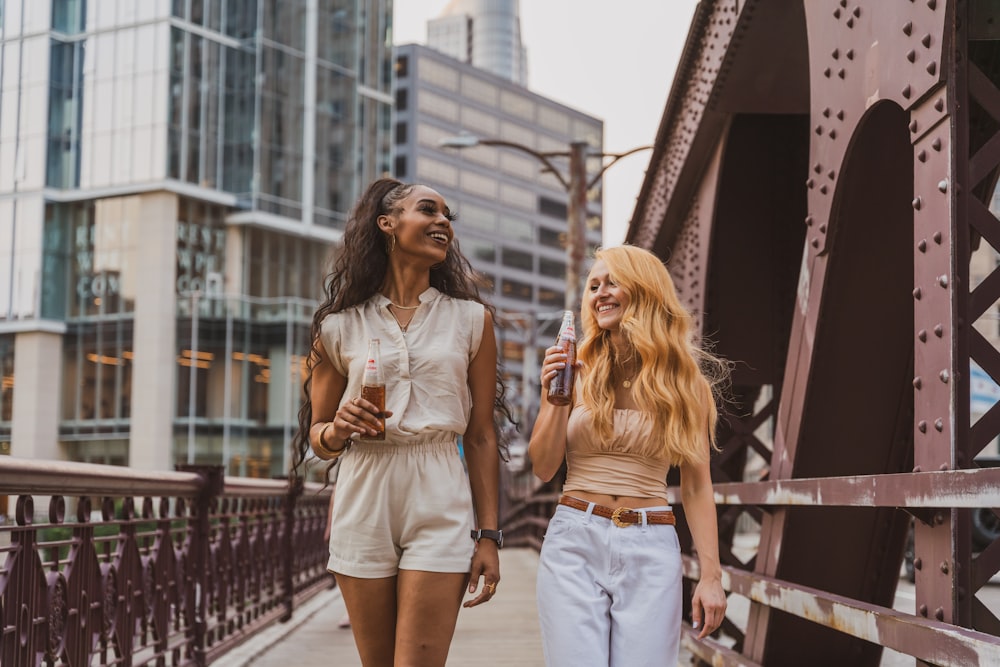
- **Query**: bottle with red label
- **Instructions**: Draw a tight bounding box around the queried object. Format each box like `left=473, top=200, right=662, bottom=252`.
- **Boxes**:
left=360, top=338, right=386, bottom=440
left=547, top=310, right=576, bottom=406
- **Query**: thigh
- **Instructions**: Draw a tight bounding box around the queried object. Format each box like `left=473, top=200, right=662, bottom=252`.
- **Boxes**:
left=394, top=570, right=468, bottom=667
left=335, top=573, right=398, bottom=667
left=608, top=525, right=683, bottom=667
left=536, top=508, right=613, bottom=666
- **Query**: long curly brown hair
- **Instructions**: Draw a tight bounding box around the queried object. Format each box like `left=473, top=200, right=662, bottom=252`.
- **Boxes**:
left=291, top=178, right=516, bottom=481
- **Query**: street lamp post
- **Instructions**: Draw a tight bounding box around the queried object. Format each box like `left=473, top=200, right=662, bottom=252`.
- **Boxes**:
left=440, top=134, right=652, bottom=312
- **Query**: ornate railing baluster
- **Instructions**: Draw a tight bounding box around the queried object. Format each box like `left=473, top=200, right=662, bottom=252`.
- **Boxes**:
left=0, top=459, right=332, bottom=666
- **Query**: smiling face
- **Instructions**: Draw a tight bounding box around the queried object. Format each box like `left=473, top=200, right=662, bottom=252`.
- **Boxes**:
left=379, top=185, right=454, bottom=264
left=586, top=259, right=631, bottom=332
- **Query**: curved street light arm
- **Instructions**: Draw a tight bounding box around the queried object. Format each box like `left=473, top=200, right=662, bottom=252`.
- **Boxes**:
left=477, top=139, right=573, bottom=191
left=585, top=145, right=654, bottom=191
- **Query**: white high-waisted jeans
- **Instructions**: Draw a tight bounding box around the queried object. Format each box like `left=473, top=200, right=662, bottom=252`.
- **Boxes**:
left=536, top=501, right=683, bottom=667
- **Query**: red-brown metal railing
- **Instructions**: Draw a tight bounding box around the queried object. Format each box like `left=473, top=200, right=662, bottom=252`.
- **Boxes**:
left=0, top=458, right=332, bottom=666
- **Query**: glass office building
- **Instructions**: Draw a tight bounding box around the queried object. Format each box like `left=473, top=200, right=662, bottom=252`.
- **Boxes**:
left=0, top=0, right=394, bottom=476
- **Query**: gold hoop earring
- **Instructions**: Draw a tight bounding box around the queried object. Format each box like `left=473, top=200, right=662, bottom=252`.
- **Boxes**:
left=386, top=233, right=396, bottom=254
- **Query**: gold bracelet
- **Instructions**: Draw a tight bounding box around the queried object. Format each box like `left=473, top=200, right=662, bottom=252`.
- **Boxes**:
left=317, top=422, right=350, bottom=458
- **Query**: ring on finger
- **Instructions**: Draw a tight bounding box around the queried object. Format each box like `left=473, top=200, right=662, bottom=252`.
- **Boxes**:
left=486, top=582, right=496, bottom=595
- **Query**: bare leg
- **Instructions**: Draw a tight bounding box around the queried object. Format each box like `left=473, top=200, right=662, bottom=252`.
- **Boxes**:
left=394, top=570, right=468, bottom=667
left=335, top=573, right=398, bottom=667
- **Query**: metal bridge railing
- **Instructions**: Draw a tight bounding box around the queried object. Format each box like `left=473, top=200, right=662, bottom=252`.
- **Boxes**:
left=0, top=458, right=332, bottom=666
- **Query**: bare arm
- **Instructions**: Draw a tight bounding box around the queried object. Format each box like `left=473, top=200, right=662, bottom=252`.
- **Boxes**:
left=309, top=344, right=391, bottom=459
left=679, top=445, right=727, bottom=638
left=528, top=344, right=573, bottom=482
left=462, top=310, right=501, bottom=608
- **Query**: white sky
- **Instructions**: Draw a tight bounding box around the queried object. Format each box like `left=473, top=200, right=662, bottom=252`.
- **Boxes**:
left=392, top=0, right=698, bottom=247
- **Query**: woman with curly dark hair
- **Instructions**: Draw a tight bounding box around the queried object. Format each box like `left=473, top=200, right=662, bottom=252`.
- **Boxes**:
left=292, top=178, right=512, bottom=666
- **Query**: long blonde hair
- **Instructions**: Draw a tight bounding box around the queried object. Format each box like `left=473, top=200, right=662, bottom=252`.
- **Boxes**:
left=577, top=245, right=723, bottom=465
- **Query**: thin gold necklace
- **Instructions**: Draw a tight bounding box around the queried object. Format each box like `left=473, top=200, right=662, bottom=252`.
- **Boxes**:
left=389, top=301, right=420, bottom=310
left=388, top=305, right=416, bottom=333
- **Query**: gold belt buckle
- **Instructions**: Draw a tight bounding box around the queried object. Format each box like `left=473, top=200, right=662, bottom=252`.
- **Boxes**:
left=611, top=507, right=634, bottom=528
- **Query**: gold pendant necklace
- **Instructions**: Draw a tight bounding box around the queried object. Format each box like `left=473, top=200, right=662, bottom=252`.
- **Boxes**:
left=388, top=305, right=415, bottom=334
left=622, top=378, right=632, bottom=389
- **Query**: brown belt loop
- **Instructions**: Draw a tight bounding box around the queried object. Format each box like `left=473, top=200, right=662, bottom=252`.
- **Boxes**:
left=558, top=495, right=675, bottom=527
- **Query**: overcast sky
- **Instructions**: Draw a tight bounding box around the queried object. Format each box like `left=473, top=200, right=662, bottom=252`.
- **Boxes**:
left=392, top=0, right=698, bottom=247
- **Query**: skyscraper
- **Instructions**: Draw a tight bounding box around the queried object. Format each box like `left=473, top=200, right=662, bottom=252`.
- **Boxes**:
left=0, top=0, right=394, bottom=476
left=427, top=0, right=528, bottom=86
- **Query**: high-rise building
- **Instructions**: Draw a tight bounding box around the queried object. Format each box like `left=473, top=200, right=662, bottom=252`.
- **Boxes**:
left=393, top=43, right=602, bottom=426
left=427, top=0, right=528, bottom=86
left=0, top=0, right=394, bottom=476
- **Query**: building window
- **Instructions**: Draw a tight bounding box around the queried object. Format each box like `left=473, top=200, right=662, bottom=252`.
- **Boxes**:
left=539, top=228, right=565, bottom=251
left=502, top=248, right=533, bottom=272
left=502, top=279, right=532, bottom=302
left=539, top=196, right=568, bottom=220
left=540, top=257, right=565, bottom=278
left=539, top=287, right=564, bottom=307
left=0, top=335, right=13, bottom=424
left=395, top=121, right=408, bottom=145
left=394, top=155, right=407, bottom=179
left=396, top=87, right=408, bottom=111
left=396, top=55, right=409, bottom=77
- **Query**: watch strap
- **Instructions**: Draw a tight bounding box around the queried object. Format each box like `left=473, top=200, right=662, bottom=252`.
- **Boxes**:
left=471, top=528, right=503, bottom=548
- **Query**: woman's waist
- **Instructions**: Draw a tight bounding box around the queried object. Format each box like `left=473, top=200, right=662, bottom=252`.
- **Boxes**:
left=562, top=489, right=668, bottom=509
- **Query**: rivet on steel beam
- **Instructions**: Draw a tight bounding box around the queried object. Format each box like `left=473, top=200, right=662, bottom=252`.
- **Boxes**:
left=932, top=137, right=942, bottom=151
left=934, top=324, right=944, bottom=337
left=938, top=275, right=948, bottom=288
left=940, top=370, right=950, bottom=383
left=919, top=605, right=928, bottom=617
left=815, top=125, right=824, bottom=135
left=832, top=48, right=840, bottom=60
left=814, top=163, right=822, bottom=173
left=927, top=61, right=937, bottom=76
left=914, top=557, right=923, bottom=570
left=820, top=185, right=828, bottom=194
left=847, top=17, right=854, bottom=28
left=818, top=224, right=827, bottom=233
left=938, top=179, right=948, bottom=192
left=824, top=67, right=832, bottom=78
left=934, top=418, right=944, bottom=431
left=909, top=119, right=919, bottom=133
left=903, top=85, right=912, bottom=99
left=838, top=69, right=846, bottom=79
left=846, top=49, right=855, bottom=60
left=933, top=231, right=942, bottom=244
left=834, top=8, right=841, bottom=19
left=853, top=6, right=861, bottom=17
left=903, top=21, right=913, bottom=36
left=934, top=512, right=945, bottom=524
left=912, top=196, right=922, bottom=210
left=907, top=50, right=917, bottom=63
left=837, top=109, right=845, bottom=120
left=928, top=0, right=937, bottom=10
left=811, top=238, right=820, bottom=249
left=807, top=178, right=815, bottom=189
left=935, top=608, right=945, bottom=621
left=805, top=215, right=814, bottom=227
left=918, top=239, right=927, bottom=252
left=829, top=129, right=838, bottom=139
left=918, top=150, right=928, bottom=162
left=918, top=421, right=927, bottom=433
left=934, top=98, right=944, bottom=112
left=913, top=376, right=923, bottom=389
left=922, top=34, right=932, bottom=48
left=918, top=328, right=927, bottom=341
left=840, top=0, right=847, bottom=7
left=823, top=107, right=831, bottom=118
left=913, top=287, right=922, bottom=300
left=828, top=170, right=836, bottom=180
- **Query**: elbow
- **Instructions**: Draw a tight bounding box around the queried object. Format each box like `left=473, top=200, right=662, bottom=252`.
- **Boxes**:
left=532, top=460, right=559, bottom=483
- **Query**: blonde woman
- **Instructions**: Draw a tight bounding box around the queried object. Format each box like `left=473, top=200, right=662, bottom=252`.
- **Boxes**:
left=529, top=244, right=727, bottom=666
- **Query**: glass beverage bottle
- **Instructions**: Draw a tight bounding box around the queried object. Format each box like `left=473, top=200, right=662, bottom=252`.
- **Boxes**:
left=547, top=310, right=576, bottom=406
left=360, top=338, right=386, bottom=440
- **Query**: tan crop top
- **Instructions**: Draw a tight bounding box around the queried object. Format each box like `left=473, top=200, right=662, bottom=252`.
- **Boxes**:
left=564, top=406, right=671, bottom=499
